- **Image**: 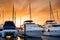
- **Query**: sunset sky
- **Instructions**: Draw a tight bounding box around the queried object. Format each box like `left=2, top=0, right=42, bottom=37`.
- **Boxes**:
left=0, top=0, right=60, bottom=27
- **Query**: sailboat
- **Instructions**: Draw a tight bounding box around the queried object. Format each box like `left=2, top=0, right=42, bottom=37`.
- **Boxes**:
left=1, top=3, right=18, bottom=37
left=19, top=0, right=44, bottom=37
left=56, top=10, right=60, bottom=23
left=42, top=0, right=60, bottom=38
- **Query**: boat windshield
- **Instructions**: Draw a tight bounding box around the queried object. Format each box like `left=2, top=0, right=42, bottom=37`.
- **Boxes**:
left=52, top=25, right=60, bottom=27
left=25, top=23, right=39, bottom=27
left=3, top=21, right=16, bottom=30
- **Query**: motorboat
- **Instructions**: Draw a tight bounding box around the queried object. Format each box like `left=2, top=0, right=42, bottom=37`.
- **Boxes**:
left=2, top=21, right=18, bottom=37
left=43, top=24, right=60, bottom=36
left=19, top=20, right=44, bottom=37
left=42, top=20, right=60, bottom=37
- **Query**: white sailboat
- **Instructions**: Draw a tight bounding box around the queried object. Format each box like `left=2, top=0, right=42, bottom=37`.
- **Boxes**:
left=1, top=3, right=18, bottom=37
left=42, top=0, right=60, bottom=37
left=19, top=20, right=43, bottom=37
left=19, top=0, right=44, bottom=37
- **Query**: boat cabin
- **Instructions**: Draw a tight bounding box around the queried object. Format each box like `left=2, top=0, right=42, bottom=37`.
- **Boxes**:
left=3, top=21, right=16, bottom=30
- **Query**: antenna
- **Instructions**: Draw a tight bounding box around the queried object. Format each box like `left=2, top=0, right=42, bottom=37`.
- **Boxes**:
left=49, top=0, right=54, bottom=20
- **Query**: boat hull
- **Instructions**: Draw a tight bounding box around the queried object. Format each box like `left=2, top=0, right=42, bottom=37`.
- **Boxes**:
left=19, top=30, right=43, bottom=37
left=43, top=31, right=60, bottom=37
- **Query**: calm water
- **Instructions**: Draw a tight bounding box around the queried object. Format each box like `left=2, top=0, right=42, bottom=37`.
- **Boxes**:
left=0, top=36, right=60, bottom=40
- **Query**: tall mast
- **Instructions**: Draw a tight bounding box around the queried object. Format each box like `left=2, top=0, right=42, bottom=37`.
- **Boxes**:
left=49, top=0, right=54, bottom=20
left=14, top=11, right=16, bottom=24
left=28, top=0, right=32, bottom=20
left=56, top=10, right=60, bottom=23
left=12, top=3, right=14, bottom=22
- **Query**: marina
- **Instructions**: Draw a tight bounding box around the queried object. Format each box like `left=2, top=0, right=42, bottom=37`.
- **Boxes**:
left=0, top=0, right=60, bottom=40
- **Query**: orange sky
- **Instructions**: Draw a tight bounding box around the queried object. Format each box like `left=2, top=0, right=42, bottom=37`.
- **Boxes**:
left=0, top=0, right=60, bottom=27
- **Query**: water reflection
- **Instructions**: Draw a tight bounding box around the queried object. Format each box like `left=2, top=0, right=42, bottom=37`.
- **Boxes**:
left=0, top=36, right=60, bottom=40
left=0, top=37, right=23, bottom=40
left=0, top=37, right=16, bottom=40
left=23, top=36, right=60, bottom=40
left=42, top=36, right=60, bottom=40
left=24, top=37, right=42, bottom=40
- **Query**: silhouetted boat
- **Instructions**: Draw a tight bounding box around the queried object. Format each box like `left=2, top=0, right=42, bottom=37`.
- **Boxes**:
left=2, top=21, right=18, bottom=37
left=1, top=2, right=18, bottom=37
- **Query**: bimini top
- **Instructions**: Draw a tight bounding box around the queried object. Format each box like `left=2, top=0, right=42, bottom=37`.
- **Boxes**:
left=45, top=20, right=57, bottom=24
left=46, top=20, right=55, bottom=22
left=3, top=21, right=16, bottom=29
left=24, top=20, right=33, bottom=22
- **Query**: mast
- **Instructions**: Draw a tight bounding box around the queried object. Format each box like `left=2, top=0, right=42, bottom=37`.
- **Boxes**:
left=12, top=2, right=14, bottom=22
left=14, top=11, right=16, bottom=24
left=56, top=10, right=60, bottom=23
left=49, top=0, right=54, bottom=20
left=28, top=0, right=32, bottom=20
